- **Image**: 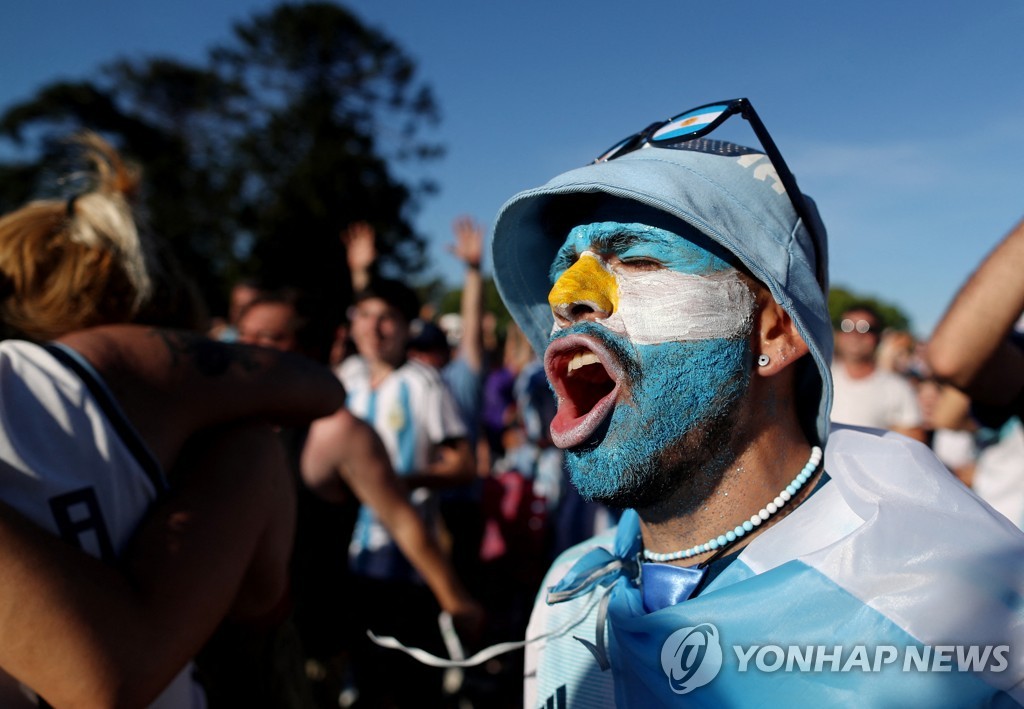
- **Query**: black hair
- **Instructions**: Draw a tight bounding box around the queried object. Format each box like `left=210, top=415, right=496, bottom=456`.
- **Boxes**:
left=239, top=287, right=337, bottom=363
left=841, top=302, right=883, bottom=329
left=353, top=276, right=420, bottom=325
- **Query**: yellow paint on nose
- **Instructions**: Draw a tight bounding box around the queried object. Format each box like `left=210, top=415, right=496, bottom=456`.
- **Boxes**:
left=548, top=252, right=618, bottom=319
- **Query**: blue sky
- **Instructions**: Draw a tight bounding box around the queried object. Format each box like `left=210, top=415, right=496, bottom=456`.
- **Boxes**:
left=2, top=1, right=1023, bottom=336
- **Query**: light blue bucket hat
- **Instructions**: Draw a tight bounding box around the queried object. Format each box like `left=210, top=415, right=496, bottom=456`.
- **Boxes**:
left=491, top=141, right=833, bottom=445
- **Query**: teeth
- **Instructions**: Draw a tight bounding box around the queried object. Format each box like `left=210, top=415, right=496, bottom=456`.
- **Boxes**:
left=567, top=352, right=600, bottom=374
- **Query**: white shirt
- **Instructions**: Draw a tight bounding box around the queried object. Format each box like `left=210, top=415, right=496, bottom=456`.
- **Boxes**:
left=338, top=355, right=467, bottom=581
left=338, top=355, right=467, bottom=475
left=830, top=362, right=922, bottom=430
left=0, top=341, right=203, bottom=708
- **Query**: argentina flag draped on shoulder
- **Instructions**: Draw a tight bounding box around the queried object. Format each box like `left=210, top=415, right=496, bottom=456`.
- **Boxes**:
left=525, top=426, right=1024, bottom=707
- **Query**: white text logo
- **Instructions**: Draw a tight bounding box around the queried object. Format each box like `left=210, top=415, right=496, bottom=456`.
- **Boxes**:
left=733, top=644, right=1010, bottom=674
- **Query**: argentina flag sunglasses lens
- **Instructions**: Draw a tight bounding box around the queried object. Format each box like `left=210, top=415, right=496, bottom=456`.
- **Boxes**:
left=650, top=102, right=738, bottom=144
left=595, top=103, right=744, bottom=163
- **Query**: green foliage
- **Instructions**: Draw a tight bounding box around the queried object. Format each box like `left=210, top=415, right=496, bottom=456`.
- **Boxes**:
left=0, top=2, right=441, bottom=321
left=828, top=285, right=912, bottom=332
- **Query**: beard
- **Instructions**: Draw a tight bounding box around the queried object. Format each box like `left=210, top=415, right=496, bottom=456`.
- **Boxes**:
left=564, top=332, right=751, bottom=514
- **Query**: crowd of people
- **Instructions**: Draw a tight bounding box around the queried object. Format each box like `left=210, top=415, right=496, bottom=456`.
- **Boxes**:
left=2, top=97, right=1024, bottom=708
left=220, top=214, right=617, bottom=707
left=830, top=300, right=1024, bottom=528
left=0, top=132, right=606, bottom=708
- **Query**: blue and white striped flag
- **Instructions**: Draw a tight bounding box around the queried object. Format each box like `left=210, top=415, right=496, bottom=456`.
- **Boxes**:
left=651, top=106, right=727, bottom=142
left=525, top=426, right=1024, bottom=707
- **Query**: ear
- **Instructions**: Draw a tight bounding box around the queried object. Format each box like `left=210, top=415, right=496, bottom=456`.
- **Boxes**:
left=750, top=293, right=809, bottom=377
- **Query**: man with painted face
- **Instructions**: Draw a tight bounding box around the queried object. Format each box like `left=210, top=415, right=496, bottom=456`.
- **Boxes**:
left=491, top=102, right=1024, bottom=706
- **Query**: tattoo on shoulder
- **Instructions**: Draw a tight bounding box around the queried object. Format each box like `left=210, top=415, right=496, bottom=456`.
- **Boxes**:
left=149, top=329, right=261, bottom=377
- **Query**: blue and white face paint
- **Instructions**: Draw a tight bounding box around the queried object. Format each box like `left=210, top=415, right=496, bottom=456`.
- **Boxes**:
left=543, top=221, right=755, bottom=506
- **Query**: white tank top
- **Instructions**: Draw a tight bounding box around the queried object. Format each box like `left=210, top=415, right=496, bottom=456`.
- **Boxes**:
left=0, top=340, right=204, bottom=708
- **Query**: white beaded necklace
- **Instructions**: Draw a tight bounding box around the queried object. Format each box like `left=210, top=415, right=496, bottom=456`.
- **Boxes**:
left=642, top=446, right=824, bottom=563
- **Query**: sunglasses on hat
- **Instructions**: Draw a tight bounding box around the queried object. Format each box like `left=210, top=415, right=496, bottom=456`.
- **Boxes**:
left=594, top=98, right=825, bottom=288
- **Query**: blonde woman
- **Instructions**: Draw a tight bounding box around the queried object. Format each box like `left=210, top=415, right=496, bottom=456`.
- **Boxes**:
left=0, top=136, right=342, bottom=707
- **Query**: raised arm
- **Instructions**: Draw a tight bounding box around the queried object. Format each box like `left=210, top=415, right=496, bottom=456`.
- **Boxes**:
left=928, top=216, right=1024, bottom=404
left=449, top=216, right=485, bottom=373
left=343, top=221, right=378, bottom=294
left=57, top=324, right=345, bottom=471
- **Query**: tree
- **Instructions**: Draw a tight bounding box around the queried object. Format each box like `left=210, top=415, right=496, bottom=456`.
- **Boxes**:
left=0, top=2, right=441, bottom=322
left=210, top=3, right=442, bottom=298
left=828, top=285, right=911, bottom=333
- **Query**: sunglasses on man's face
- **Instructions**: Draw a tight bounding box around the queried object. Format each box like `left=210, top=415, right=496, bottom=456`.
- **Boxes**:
left=840, top=318, right=877, bottom=334
left=594, top=98, right=825, bottom=288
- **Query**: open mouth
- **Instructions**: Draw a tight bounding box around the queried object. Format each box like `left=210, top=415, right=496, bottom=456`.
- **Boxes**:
left=544, top=333, right=623, bottom=449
